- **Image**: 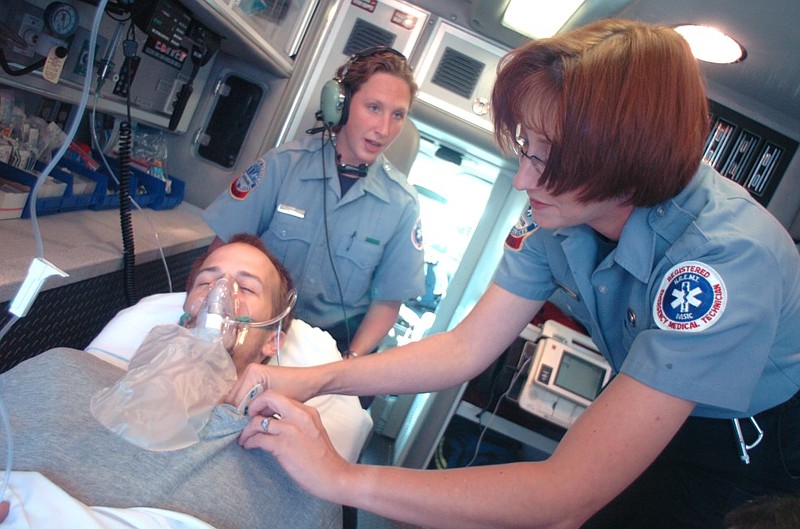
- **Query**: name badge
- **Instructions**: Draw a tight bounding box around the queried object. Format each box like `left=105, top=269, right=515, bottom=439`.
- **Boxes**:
left=277, top=204, right=305, bottom=218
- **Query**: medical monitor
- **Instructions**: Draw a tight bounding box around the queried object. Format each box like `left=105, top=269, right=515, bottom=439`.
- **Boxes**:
left=518, top=321, right=612, bottom=429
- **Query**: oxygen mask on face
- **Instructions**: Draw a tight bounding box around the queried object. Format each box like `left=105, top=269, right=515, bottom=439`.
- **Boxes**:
left=180, top=275, right=248, bottom=352
left=92, top=275, right=245, bottom=452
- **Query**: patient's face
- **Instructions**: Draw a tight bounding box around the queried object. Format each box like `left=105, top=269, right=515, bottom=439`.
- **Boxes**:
left=185, top=242, right=281, bottom=374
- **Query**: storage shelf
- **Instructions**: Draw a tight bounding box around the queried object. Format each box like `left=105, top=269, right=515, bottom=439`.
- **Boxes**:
left=455, top=400, right=559, bottom=455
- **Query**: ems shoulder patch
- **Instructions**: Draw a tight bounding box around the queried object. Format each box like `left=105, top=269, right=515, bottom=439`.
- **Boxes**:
left=505, top=206, right=539, bottom=251
left=653, top=260, right=727, bottom=332
left=411, top=217, right=424, bottom=250
left=229, top=159, right=266, bottom=200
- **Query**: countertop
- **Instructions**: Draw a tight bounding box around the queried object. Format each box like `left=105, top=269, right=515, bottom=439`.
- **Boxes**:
left=0, top=203, right=214, bottom=303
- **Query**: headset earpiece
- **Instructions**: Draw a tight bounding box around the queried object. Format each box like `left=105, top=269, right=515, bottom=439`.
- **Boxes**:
left=319, top=76, right=351, bottom=128
left=317, top=46, right=407, bottom=129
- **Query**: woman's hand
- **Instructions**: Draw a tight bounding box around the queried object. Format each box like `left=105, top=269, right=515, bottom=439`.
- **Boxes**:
left=238, top=390, right=352, bottom=502
left=225, top=363, right=316, bottom=414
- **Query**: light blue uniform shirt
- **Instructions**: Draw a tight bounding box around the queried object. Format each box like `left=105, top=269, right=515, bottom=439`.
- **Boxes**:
left=495, top=163, right=800, bottom=418
left=203, top=134, right=425, bottom=329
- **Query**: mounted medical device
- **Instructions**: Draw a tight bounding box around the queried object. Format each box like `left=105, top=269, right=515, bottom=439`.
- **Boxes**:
left=517, top=320, right=612, bottom=429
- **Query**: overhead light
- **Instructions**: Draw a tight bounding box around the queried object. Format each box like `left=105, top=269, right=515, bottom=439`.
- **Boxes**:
left=501, top=0, right=586, bottom=39
left=674, top=25, right=746, bottom=64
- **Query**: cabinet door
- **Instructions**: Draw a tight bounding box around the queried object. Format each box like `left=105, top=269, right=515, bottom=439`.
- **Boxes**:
left=197, top=74, right=265, bottom=168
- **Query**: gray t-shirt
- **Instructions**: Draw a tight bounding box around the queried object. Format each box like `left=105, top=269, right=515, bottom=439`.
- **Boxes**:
left=0, top=348, right=341, bottom=529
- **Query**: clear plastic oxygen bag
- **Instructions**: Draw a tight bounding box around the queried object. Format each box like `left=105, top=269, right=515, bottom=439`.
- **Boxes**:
left=90, top=323, right=237, bottom=451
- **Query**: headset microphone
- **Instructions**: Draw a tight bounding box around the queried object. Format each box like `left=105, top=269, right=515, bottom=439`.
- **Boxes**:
left=337, top=163, right=368, bottom=178
left=306, top=111, right=328, bottom=135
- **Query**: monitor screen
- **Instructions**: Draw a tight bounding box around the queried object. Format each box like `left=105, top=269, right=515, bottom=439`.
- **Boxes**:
left=554, top=351, right=606, bottom=401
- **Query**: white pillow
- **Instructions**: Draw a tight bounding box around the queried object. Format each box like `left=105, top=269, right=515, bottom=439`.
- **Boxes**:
left=87, top=293, right=343, bottom=369
left=87, top=293, right=186, bottom=369
left=86, top=293, right=372, bottom=462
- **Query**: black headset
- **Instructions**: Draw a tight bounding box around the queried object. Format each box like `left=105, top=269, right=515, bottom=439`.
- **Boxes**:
left=318, top=46, right=408, bottom=129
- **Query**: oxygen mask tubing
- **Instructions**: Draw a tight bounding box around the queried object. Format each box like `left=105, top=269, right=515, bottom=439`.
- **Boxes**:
left=242, top=289, right=298, bottom=366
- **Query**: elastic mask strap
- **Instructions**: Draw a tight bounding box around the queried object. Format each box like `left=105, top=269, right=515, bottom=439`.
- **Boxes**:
left=234, top=290, right=297, bottom=364
left=245, top=289, right=298, bottom=329
left=274, top=319, right=283, bottom=366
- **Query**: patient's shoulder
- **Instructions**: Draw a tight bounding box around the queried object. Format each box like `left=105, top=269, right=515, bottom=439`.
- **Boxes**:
left=280, top=320, right=341, bottom=367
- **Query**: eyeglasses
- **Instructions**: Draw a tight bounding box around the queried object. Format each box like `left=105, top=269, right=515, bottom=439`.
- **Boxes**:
left=512, top=135, right=547, bottom=166
left=511, top=125, right=547, bottom=167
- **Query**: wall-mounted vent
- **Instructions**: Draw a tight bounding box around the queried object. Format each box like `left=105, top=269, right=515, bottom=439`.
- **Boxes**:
left=344, top=18, right=397, bottom=55
left=431, top=47, right=485, bottom=99
left=414, top=20, right=508, bottom=133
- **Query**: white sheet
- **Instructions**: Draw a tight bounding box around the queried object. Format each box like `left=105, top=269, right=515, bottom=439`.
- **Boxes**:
left=2, top=472, right=215, bottom=529
left=86, top=292, right=372, bottom=463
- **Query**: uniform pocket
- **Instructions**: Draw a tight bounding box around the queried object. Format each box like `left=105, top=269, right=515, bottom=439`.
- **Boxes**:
left=335, top=236, right=383, bottom=303
left=265, top=214, right=312, bottom=269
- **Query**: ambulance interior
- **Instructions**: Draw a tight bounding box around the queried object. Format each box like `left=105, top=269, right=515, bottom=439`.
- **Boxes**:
left=0, top=0, right=799, bottom=526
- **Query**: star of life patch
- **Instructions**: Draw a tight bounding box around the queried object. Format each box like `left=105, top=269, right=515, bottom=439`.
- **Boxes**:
left=411, top=217, right=424, bottom=250
left=653, top=260, right=727, bottom=332
left=505, top=206, right=539, bottom=251
left=229, top=159, right=266, bottom=200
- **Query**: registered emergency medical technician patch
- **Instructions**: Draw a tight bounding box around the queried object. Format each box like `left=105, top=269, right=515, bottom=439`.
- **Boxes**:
left=505, top=206, right=538, bottom=251
left=653, top=260, right=727, bottom=332
left=229, top=159, right=266, bottom=200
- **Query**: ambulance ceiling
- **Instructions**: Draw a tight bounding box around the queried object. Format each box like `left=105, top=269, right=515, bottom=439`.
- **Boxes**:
left=468, top=0, right=800, bottom=128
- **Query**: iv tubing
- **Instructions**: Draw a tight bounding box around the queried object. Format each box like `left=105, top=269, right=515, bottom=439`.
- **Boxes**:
left=0, top=0, right=109, bottom=499
left=0, top=395, right=12, bottom=504
left=29, top=0, right=110, bottom=258
left=0, top=316, right=19, bottom=350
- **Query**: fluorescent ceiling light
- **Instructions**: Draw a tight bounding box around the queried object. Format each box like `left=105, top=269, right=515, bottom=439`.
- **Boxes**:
left=674, top=25, right=746, bottom=64
left=502, top=0, right=586, bottom=39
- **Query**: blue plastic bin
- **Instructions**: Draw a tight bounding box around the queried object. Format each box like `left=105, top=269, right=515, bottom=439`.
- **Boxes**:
left=91, top=158, right=184, bottom=211
left=0, top=160, right=105, bottom=217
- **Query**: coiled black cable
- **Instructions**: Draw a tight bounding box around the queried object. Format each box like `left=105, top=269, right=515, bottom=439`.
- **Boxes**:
left=0, top=49, right=46, bottom=76
left=117, top=120, right=137, bottom=306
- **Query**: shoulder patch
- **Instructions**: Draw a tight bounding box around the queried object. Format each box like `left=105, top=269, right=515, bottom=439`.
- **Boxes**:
left=411, top=217, right=424, bottom=250
left=505, top=206, right=539, bottom=251
left=229, top=159, right=266, bottom=200
left=653, top=261, right=727, bottom=332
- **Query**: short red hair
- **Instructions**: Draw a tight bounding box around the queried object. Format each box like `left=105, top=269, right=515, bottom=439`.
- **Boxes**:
left=492, top=19, right=710, bottom=206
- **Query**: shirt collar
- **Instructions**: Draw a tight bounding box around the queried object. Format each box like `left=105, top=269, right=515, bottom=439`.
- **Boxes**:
left=616, top=164, right=706, bottom=282
left=554, top=164, right=706, bottom=283
left=299, top=140, right=395, bottom=203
